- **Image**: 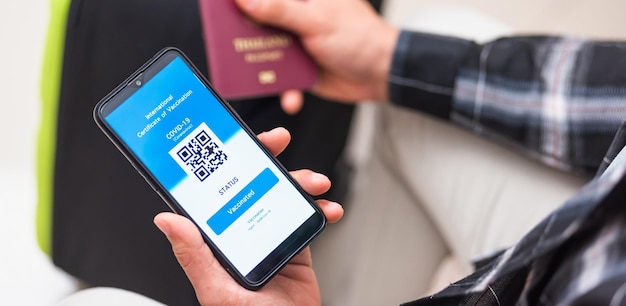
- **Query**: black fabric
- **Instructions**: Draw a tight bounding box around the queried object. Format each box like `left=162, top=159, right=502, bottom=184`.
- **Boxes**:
left=51, top=0, right=382, bottom=304
left=389, top=31, right=476, bottom=120
left=596, top=120, right=626, bottom=176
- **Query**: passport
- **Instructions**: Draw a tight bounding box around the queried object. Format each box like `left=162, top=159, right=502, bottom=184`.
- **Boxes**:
left=198, top=0, right=317, bottom=99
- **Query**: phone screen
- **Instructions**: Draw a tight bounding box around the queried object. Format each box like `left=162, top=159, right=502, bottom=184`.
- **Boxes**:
left=95, top=49, right=324, bottom=288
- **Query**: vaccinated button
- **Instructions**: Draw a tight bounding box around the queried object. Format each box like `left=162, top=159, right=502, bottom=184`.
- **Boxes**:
left=208, top=168, right=279, bottom=235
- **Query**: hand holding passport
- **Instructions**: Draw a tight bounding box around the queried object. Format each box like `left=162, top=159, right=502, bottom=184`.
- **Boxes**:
left=199, top=0, right=317, bottom=99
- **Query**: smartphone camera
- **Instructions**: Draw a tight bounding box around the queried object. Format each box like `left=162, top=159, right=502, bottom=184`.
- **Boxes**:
left=129, top=73, right=144, bottom=87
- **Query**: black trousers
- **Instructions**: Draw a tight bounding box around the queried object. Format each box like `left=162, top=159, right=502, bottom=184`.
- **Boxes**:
left=52, top=0, right=381, bottom=304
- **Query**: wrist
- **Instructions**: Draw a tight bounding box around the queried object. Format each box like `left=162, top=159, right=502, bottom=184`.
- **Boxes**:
left=369, top=24, right=400, bottom=102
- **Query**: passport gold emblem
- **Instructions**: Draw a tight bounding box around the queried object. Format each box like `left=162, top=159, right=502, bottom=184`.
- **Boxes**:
left=258, top=70, right=277, bottom=84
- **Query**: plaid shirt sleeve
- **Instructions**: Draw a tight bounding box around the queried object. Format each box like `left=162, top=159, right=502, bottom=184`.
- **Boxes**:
left=389, top=30, right=626, bottom=175
left=401, top=134, right=626, bottom=306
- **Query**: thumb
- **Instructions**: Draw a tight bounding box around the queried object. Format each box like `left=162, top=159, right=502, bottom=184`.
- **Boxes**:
left=154, top=212, right=225, bottom=290
left=235, top=0, right=316, bottom=35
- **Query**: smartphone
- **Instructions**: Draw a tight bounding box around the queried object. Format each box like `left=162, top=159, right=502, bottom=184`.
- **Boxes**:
left=93, top=47, right=326, bottom=290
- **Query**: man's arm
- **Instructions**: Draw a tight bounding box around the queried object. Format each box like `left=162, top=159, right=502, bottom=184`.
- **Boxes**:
left=235, top=0, right=626, bottom=174
left=390, top=31, right=626, bottom=174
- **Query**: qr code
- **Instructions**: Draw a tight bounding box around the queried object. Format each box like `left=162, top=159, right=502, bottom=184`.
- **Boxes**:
left=169, top=123, right=228, bottom=182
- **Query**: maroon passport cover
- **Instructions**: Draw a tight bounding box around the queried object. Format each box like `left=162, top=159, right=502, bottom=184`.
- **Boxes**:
left=198, top=0, right=317, bottom=99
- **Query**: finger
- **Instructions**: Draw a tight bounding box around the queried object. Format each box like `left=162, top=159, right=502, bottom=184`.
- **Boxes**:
left=315, top=199, right=344, bottom=223
left=290, top=169, right=331, bottom=196
left=257, top=127, right=291, bottom=156
left=235, top=0, right=318, bottom=35
left=280, top=90, right=304, bottom=115
left=154, top=212, right=227, bottom=292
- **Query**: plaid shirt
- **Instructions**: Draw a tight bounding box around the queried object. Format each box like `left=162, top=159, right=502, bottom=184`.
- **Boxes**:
left=388, top=30, right=626, bottom=305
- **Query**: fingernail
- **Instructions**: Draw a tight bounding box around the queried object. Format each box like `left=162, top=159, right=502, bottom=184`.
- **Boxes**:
left=311, top=172, right=328, bottom=183
left=154, top=216, right=171, bottom=236
left=328, top=201, right=342, bottom=208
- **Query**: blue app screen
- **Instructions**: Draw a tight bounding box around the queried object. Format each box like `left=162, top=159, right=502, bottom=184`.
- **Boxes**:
left=105, top=56, right=315, bottom=275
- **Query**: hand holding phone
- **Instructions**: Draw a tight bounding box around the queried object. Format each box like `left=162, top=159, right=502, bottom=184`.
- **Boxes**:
left=154, top=127, right=344, bottom=305
left=93, top=48, right=327, bottom=290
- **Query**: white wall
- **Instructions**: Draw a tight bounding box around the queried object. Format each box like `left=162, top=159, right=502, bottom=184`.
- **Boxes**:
left=0, top=1, right=79, bottom=305
left=383, top=0, right=626, bottom=40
